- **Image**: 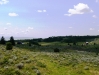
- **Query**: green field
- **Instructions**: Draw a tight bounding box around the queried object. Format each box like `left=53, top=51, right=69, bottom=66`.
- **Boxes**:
left=0, top=41, right=99, bottom=75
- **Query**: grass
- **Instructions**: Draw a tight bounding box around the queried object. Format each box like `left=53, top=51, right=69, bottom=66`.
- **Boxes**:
left=0, top=43, right=99, bottom=75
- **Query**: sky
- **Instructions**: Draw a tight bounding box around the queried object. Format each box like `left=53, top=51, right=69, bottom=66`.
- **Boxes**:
left=0, top=0, right=99, bottom=38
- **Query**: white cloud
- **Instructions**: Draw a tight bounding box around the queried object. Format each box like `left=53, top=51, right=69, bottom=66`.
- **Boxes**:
left=8, top=13, right=19, bottom=17
left=92, top=15, right=97, bottom=18
left=69, top=27, right=73, bottom=28
left=4, top=28, right=7, bottom=30
left=0, top=0, right=9, bottom=5
left=43, top=10, right=47, bottom=12
left=37, top=10, right=47, bottom=13
left=65, top=3, right=93, bottom=16
left=96, top=0, right=99, bottom=2
left=90, top=28, right=94, bottom=30
left=37, top=10, right=42, bottom=12
left=28, top=27, right=33, bottom=30
left=6, top=23, right=11, bottom=25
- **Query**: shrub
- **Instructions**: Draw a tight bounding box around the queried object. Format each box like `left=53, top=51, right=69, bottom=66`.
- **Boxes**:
left=16, top=63, right=24, bottom=69
left=84, top=66, right=89, bottom=70
left=31, top=41, right=41, bottom=46
left=73, top=42, right=76, bottom=45
left=28, top=42, right=31, bottom=46
left=3, top=68, right=15, bottom=75
left=54, top=48, right=60, bottom=52
left=37, top=62, right=46, bottom=68
left=36, top=70, right=41, bottom=75
left=6, top=42, right=13, bottom=50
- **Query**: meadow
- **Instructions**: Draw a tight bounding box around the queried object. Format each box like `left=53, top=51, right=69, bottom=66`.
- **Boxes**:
left=0, top=40, right=99, bottom=75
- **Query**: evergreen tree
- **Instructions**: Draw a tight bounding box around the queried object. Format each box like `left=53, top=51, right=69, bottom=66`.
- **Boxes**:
left=9, top=36, right=15, bottom=46
left=0, top=36, right=6, bottom=44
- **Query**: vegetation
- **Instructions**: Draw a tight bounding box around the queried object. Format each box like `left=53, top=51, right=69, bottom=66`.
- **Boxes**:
left=9, top=36, right=15, bottom=46
left=6, top=42, right=13, bottom=50
left=0, top=36, right=6, bottom=44
left=0, top=35, right=99, bottom=75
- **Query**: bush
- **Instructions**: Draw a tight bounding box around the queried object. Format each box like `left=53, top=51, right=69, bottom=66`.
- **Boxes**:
left=37, top=62, right=46, bottom=68
left=28, top=42, right=31, bottom=46
left=6, top=42, right=13, bottom=50
left=54, top=48, right=60, bottom=52
left=30, top=41, right=41, bottom=46
left=16, top=63, right=24, bottom=69
left=36, top=70, right=41, bottom=75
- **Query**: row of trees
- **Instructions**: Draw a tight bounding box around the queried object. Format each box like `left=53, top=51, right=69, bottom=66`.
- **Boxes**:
left=24, top=35, right=99, bottom=43
left=0, top=36, right=15, bottom=46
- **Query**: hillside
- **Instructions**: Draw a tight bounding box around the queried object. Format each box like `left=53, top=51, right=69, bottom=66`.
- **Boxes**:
left=0, top=45, right=99, bottom=75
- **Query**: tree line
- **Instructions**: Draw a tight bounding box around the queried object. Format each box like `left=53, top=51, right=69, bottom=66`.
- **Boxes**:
left=1, top=35, right=98, bottom=45
left=0, top=36, right=15, bottom=46
left=20, top=35, right=99, bottom=43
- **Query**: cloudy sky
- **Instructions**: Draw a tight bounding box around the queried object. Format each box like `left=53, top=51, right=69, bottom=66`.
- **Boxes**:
left=0, top=0, right=99, bottom=38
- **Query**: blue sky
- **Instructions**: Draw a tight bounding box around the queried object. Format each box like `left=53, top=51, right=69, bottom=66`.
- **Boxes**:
left=0, top=0, right=99, bottom=38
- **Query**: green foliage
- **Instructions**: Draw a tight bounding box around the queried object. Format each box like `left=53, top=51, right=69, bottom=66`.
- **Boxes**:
left=1, top=36, right=99, bottom=75
left=3, top=68, right=15, bottom=75
left=6, top=42, right=13, bottom=50
left=9, top=36, right=15, bottom=46
left=16, top=63, right=24, bottom=69
left=0, top=36, right=6, bottom=44
left=37, top=62, right=46, bottom=68
left=54, top=48, right=60, bottom=52
left=29, top=40, right=41, bottom=46
left=28, top=42, right=31, bottom=46
left=94, top=45, right=99, bottom=55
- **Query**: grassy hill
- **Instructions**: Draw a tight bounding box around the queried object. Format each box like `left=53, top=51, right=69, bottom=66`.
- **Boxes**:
left=0, top=44, right=99, bottom=75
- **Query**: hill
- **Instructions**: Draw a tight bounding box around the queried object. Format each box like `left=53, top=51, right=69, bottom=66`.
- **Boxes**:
left=0, top=44, right=99, bottom=75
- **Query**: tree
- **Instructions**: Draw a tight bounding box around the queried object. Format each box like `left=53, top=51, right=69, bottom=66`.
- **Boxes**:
left=0, top=36, right=6, bottom=44
left=6, top=42, right=13, bottom=50
left=9, top=36, right=15, bottom=46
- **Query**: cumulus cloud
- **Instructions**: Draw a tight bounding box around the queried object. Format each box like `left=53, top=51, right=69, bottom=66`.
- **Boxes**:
left=89, top=28, right=94, bottom=30
left=8, top=13, right=19, bottom=17
left=92, top=15, right=97, bottom=18
left=28, top=27, right=33, bottom=30
left=6, top=23, right=11, bottom=25
left=37, top=10, right=47, bottom=13
left=96, top=0, right=99, bottom=2
left=43, top=10, right=47, bottom=12
left=68, top=27, right=73, bottom=28
left=64, top=3, right=93, bottom=16
left=0, top=0, right=9, bottom=5
left=4, top=28, right=7, bottom=30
